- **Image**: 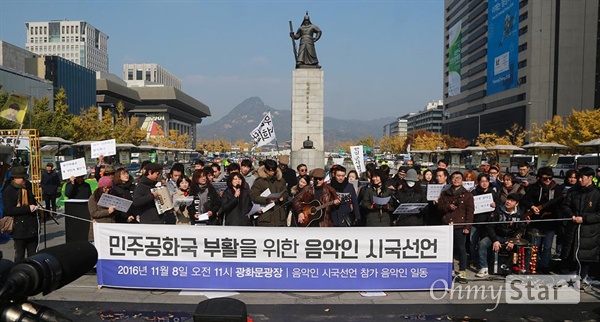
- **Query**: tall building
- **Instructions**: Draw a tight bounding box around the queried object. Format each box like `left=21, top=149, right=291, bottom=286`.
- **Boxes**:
left=443, top=0, right=600, bottom=141
left=123, top=63, right=182, bottom=90
left=407, top=100, right=444, bottom=133
left=26, top=56, right=96, bottom=115
left=25, top=20, right=109, bottom=72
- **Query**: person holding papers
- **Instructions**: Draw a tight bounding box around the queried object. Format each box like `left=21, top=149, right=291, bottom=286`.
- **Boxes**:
left=112, top=167, right=136, bottom=223
left=188, top=168, right=221, bottom=225
left=437, top=171, right=474, bottom=283
left=293, top=168, right=340, bottom=227
left=329, top=166, right=361, bottom=227
left=221, top=173, right=252, bottom=226
left=250, top=159, right=289, bottom=227
left=88, top=176, right=117, bottom=242
left=360, top=169, right=394, bottom=227
left=394, top=169, right=427, bottom=226
left=133, top=163, right=164, bottom=224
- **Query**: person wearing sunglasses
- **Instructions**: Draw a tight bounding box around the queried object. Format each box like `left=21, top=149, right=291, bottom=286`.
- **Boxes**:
left=521, top=166, right=563, bottom=274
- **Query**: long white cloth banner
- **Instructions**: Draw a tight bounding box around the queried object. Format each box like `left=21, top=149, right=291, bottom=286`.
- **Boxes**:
left=94, top=224, right=453, bottom=291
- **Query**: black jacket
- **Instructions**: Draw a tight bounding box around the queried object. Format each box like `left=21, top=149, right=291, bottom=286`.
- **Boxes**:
left=394, top=184, right=427, bottom=226
left=521, top=180, right=563, bottom=230
left=486, top=205, right=526, bottom=243
left=2, top=181, right=38, bottom=239
left=41, top=170, right=60, bottom=196
left=64, top=181, right=92, bottom=200
left=133, top=176, right=162, bottom=224
left=561, top=184, right=600, bottom=262
left=221, top=187, right=252, bottom=226
left=187, top=184, right=221, bottom=225
left=112, top=178, right=136, bottom=223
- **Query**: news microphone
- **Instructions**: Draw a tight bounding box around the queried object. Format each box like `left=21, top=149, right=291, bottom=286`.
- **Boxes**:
left=0, top=242, right=97, bottom=300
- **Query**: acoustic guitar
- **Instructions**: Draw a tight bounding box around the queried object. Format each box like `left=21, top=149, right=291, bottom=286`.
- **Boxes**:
left=298, top=194, right=352, bottom=227
left=524, top=195, right=564, bottom=219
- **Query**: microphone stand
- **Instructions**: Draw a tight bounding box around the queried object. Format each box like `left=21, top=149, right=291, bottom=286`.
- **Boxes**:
left=34, top=201, right=59, bottom=249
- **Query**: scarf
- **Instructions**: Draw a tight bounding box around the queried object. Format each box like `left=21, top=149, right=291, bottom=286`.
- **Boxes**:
left=197, top=184, right=208, bottom=213
left=329, top=178, right=348, bottom=192
left=11, top=182, right=28, bottom=207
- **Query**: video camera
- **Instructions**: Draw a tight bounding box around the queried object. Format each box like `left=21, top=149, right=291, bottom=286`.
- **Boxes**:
left=0, top=242, right=98, bottom=321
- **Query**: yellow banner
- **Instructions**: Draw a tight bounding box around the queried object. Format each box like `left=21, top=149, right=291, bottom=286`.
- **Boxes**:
left=0, top=93, right=29, bottom=125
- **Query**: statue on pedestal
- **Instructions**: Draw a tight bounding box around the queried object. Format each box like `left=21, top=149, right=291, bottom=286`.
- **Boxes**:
left=289, top=11, right=322, bottom=68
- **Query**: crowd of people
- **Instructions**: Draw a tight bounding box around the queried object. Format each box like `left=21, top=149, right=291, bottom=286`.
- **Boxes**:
left=2, top=155, right=600, bottom=288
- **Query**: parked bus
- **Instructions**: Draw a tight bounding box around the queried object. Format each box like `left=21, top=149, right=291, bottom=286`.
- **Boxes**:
left=546, top=154, right=580, bottom=178
left=576, top=153, right=600, bottom=171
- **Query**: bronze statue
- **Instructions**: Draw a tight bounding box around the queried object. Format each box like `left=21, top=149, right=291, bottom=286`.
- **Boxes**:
left=289, top=11, right=322, bottom=68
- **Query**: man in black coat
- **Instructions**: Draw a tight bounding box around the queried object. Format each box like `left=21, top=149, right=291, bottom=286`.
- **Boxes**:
left=64, top=175, right=92, bottom=200
left=41, top=162, right=60, bottom=217
left=278, top=155, right=297, bottom=193
left=133, top=163, right=164, bottom=224
left=2, top=166, right=38, bottom=263
left=561, top=166, right=600, bottom=286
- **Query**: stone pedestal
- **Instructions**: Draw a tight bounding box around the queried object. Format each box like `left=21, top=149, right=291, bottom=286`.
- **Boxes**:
left=290, top=68, right=325, bottom=171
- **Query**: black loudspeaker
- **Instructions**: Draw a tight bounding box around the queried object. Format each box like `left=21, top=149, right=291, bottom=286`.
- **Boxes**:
left=193, top=298, right=247, bottom=322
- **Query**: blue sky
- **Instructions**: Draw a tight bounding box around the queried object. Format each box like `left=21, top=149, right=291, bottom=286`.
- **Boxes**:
left=0, top=0, right=444, bottom=123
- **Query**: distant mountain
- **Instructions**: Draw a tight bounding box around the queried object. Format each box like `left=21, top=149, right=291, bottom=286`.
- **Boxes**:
left=198, top=97, right=394, bottom=149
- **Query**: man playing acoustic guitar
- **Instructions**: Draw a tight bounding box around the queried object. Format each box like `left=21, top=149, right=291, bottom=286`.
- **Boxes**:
left=293, top=168, right=340, bottom=227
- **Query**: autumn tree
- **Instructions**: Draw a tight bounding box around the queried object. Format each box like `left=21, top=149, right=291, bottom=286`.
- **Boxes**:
left=413, top=132, right=446, bottom=151
left=357, top=135, right=376, bottom=149
left=443, top=135, right=469, bottom=149
left=564, top=109, right=600, bottom=147
left=111, top=102, right=146, bottom=145
left=379, top=134, right=406, bottom=154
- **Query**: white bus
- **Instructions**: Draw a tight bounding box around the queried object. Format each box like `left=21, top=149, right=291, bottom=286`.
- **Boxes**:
left=547, top=154, right=580, bottom=178
left=576, top=153, right=600, bottom=171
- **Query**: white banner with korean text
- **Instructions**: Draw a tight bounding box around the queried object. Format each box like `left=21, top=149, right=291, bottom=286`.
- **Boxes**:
left=250, top=112, right=276, bottom=150
left=350, top=146, right=365, bottom=176
left=94, top=224, right=453, bottom=291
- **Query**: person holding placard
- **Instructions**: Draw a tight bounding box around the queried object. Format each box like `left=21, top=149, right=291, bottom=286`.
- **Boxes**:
left=470, top=173, right=500, bottom=269
left=360, top=169, right=394, bottom=227
left=65, top=175, right=92, bottom=200
left=437, top=171, right=474, bottom=283
left=88, top=176, right=117, bottom=242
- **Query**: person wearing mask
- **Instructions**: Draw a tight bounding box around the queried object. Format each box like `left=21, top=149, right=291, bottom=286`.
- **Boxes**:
left=88, top=176, right=117, bottom=242
left=329, top=166, right=361, bottom=227
left=2, top=166, right=38, bottom=263
left=560, top=167, right=600, bottom=287
left=221, top=173, right=252, bottom=226
left=394, top=169, right=427, bottom=226
left=250, top=159, right=288, bottom=227
left=132, top=163, right=164, bottom=224
left=437, top=171, right=474, bottom=283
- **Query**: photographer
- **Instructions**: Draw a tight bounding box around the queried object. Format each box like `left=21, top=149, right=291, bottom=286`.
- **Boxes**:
left=1, top=166, right=38, bottom=263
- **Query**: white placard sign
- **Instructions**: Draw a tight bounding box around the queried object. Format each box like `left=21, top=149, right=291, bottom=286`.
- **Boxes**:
left=426, top=184, right=445, bottom=201
left=97, top=194, right=133, bottom=213
left=91, top=139, right=117, bottom=158
left=473, top=193, right=495, bottom=214
left=350, top=146, right=365, bottom=175
left=462, top=181, right=475, bottom=191
left=60, top=158, right=87, bottom=180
